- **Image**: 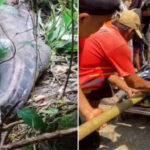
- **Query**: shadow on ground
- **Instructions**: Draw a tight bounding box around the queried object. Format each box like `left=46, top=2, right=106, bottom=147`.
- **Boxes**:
left=100, top=113, right=150, bottom=150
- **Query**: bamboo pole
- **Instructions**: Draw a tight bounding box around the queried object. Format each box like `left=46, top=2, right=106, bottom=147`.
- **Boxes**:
left=79, top=92, right=147, bottom=141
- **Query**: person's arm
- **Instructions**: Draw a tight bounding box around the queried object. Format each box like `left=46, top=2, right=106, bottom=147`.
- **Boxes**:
left=108, top=74, right=140, bottom=98
left=106, top=44, right=150, bottom=91
left=124, top=73, right=150, bottom=90
left=79, top=86, right=103, bottom=121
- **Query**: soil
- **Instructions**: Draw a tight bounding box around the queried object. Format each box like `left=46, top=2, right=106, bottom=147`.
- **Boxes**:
left=26, top=53, right=77, bottom=110
left=1, top=53, right=77, bottom=144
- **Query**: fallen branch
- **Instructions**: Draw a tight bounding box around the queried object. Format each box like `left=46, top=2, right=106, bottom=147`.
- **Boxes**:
left=2, top=120, right=24, bottom=131
left=0, top=131, right=8, bottom=148
left=2, top=127, right=77, bottom=150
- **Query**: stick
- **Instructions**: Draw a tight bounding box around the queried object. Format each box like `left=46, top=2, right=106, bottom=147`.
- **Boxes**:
left=0, top=131, right=8, bottom=148
left=2, top=127, right=77, bottom=150
left=61, top=0, right=75, bottom=98
left=2, top=120, right=24, bottom=131
left=79, top=92, right=147, bottom=141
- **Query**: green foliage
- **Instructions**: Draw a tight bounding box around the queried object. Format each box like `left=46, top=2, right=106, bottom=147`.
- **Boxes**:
left=0, top=39, right=11, bottom=59
left=18, top=107, right=47, bottom=132
left=20, top=145, right=33, bottom=150
left=18, top=106, right=77, bottom=133
left=62, top=8, right=72, bottom=28
left=143, top=99, right=150, bottom=106
left=47, top=111, right=77, bottom=131
left=39, top=0, right=77, bottom=53
left=0, top=0, right=5, bottom=5
left=0, top=47, right=8, bottom=58
left=58, top=111, right=77, bottom=129
left=47, top=117, right=60, bottom=132
left=45, top=107, right=59, bottom=117
left=18, top=106, right=77, bottom=149
left=22, top=41, right=41, bottom=49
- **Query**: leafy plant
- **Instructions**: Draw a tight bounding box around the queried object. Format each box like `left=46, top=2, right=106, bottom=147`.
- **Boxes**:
left=18, top=106, right=77, bottom=132
left=38, top=0, right=77, bottom=53
left=17, top=106, right=77, bottom=149
left=47, top=117, right=60, bottom=132
left=18, top=107, right=47, bottom=132
left=0, top=46, right=8, bottom=58
left=0, top=0, right=5, bottom=5
left=0, top=33, right=11, bottom=59
left=58, top=111, right=77, bottom=129
left=42, top=107, right=59, bottom=117
left=22, top=41, right=41, bottom=49
left=46, top=110, right=77, bottom=131
left=20, top=145, right=33, bottom=150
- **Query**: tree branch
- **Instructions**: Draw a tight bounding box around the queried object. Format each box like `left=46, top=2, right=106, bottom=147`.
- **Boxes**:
left=61, top=0, right=75, bottom=98
left=2, top=127, right=77, bottom=150
left=2, top=120, right=24, bottom=132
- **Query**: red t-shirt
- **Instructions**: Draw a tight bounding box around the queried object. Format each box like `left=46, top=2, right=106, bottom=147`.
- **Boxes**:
left=79, top=36, right=86, bottom=62
left=79, top=24, right=135, bottom=91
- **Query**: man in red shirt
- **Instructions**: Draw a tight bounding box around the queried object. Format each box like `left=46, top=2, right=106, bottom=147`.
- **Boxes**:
left=79, top=0, right=120, bottom=149
left=79, top=0, right=140, bottom=121
left=79, top=0, right=121, bottom=119
left=80, top=10, right=150, bottom=107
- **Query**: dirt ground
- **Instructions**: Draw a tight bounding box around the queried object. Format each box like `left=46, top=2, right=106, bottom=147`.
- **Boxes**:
left=2, top=54, right=77, bottom=145
left=100, top=113, right=150, bottom=150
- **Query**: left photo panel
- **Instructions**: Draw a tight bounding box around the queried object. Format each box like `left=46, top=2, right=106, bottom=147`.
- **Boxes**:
left=0, top=0, right=78, bottom=150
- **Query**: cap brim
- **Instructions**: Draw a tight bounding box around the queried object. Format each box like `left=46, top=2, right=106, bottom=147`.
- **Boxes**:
left=135, top=29, right=142, bottom=39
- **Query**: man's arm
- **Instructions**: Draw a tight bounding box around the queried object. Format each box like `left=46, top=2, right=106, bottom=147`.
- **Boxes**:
left=79, top=86, right=103, bottom=121
left=108, top=74, right=140, bottom=98
left=124, top=73, right=150, bottom=90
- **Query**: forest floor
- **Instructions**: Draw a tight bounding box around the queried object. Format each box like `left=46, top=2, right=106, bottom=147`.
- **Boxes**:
left=1, top=1, right=77, bottom=149
left=29, top=53, right=77, bottom=110
left=1, top=53, right=77, bottom=149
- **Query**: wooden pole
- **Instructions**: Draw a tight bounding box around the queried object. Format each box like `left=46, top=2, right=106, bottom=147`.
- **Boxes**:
left=79, top=92, right=147, bottom=141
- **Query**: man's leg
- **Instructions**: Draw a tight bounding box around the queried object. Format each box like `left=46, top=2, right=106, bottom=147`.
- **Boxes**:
left=79, top=81, right=113, bottom=150
left=86, top=81, right=113, bottom=108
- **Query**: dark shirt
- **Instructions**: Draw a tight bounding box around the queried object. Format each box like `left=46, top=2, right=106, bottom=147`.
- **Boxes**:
left=130, top=0, right=143, bottom=9
left=134, top=9, right=150, bottom=46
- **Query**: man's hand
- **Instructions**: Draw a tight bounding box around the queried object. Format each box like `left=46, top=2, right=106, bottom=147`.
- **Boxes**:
left=85, top=108, right=107, bottom=129
left=85, top=108, right=103, bottom=121
left=79, top=87, right=106, bottom=129
left=126, top=88, right=141, bottom=98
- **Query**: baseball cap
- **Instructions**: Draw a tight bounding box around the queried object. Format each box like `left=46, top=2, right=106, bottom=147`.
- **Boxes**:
left=118, top=10, right=142, bottom=39
left=79, top=0, right=120, bottom=15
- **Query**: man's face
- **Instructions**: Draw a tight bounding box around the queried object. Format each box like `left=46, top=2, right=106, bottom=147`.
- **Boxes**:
left=79, top=13, right=112, bottom=37
left=125, top=0, right=132, bottom=9
left=128, top=30, right=136, bottom=41
left=123, top=28, right=135, bottom=41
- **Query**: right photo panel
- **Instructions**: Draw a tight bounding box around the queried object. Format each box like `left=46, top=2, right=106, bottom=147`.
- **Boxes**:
left=79, top=0, right=150, bottom=149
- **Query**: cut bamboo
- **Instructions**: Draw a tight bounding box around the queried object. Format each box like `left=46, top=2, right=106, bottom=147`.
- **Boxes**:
left=79, top=92, right=147, bottom=141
